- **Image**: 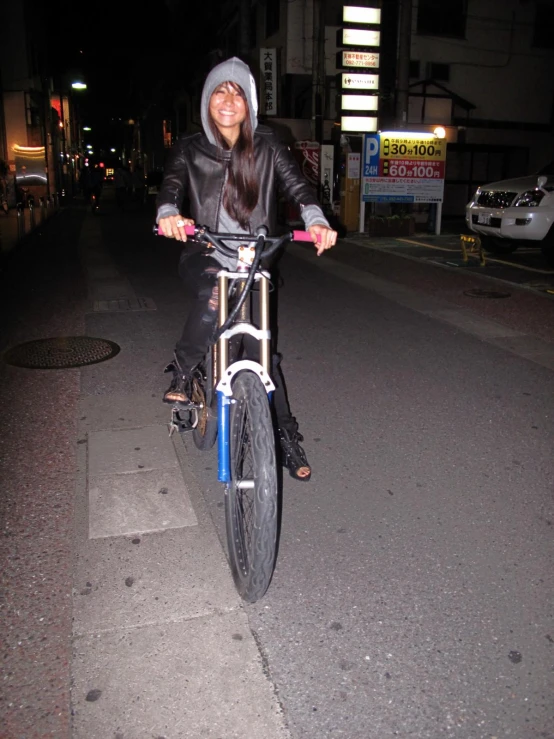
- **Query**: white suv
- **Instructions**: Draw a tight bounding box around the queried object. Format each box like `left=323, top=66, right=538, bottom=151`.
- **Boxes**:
left=465, top=162, right=554, bottom=266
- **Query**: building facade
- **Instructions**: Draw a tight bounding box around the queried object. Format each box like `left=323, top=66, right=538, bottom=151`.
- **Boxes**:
left=0, top=1, right=83, bottom=209
left=212, top=0, right=554, bottom=219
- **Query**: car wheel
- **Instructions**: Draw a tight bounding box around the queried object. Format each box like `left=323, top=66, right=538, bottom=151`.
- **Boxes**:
left=540, top=227, right=554, bottom=267
left=480, top=235, right=519, bottom=256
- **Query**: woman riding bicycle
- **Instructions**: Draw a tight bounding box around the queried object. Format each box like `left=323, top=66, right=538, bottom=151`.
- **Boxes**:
left=156, top=56, right=337, bottom=482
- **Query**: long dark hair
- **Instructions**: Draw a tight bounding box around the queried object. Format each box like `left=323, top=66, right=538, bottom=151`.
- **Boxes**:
left=209, top=81, right=259, bottom=230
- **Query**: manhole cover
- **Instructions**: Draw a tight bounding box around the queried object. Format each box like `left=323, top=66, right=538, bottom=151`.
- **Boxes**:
left=463, top=289, right=511, bottom=299
left=3, top=336, right=120, bottom=369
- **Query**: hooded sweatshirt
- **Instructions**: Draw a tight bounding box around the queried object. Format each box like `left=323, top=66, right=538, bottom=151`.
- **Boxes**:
left=157, top=56, right=329, bottom=266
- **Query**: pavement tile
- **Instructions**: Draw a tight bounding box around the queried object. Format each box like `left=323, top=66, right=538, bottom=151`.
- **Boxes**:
left=87, top=425, right=179, bottom=476
left=71, top=611, right=291, bottom=739
left=88, top=467, right=198, bottom=538
left=72, top=526, right=239, bottom=634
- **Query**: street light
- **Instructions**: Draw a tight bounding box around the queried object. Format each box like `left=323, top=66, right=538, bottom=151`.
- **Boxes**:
left=71, top=82, right=87, bottom=90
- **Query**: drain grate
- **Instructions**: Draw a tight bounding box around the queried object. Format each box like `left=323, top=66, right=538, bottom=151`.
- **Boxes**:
left=3, top=336, right=120, bottom=369
left=463, top=288, right=511, bottom=299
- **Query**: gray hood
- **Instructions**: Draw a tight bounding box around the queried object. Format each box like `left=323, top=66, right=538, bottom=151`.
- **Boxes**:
left=200, top=57, right=258, bottom=146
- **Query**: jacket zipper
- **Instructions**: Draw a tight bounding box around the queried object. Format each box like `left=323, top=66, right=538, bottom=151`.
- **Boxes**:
left=215, top=162, right=229, bottom=230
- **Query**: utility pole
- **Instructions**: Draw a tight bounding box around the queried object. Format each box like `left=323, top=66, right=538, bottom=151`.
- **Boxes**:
left=395, top=0, right=412, bottom=127
left=312, top=0, right=325, bottom=146
left=238, top=0, right=250, bottom=60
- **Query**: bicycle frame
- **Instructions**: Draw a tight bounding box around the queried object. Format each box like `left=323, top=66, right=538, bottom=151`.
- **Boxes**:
left=154, top=222, right=316, bottom=479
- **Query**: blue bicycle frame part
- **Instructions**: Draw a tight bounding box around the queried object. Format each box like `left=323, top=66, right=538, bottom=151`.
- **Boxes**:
left=215, top=360, right=275, bottom=484
left=217, top=391, right=231, bottom=483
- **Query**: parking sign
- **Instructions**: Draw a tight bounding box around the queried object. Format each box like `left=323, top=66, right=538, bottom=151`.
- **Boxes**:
left=361, top=132, right=446, bottom=203
left=363, top=134, right=380, bottom=177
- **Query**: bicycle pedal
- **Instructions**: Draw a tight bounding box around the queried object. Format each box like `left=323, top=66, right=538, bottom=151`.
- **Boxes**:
left=169, top=408, right=196, bottom=434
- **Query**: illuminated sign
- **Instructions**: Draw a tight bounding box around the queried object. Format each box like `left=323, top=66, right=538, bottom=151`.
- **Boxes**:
left=341, top=116, right=378, bottom=132
left=339, top=3, right=381, bottom=132
left=12, top=145, right=45, bottom=154
left=341, top=94, right=379, bottom=111
left=342, top=28, right=380, bottom=46
left=341, top=73, right=379, bottom=89
left=340, top=51, right=380, bottom=68
left=343, top=6, right=381, bottom=24
left=362, top=133, right=446, bottom=203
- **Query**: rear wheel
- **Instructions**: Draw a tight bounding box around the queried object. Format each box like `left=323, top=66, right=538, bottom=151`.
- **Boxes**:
left=480, top=234, right=519, bottom=255
left=192, top=347, right=218, bottom=451
left=226, top=370, right=278, bottom=603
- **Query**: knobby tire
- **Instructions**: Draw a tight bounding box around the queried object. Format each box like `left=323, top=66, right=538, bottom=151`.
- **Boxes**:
left=226, top=370, right=278, bottom=603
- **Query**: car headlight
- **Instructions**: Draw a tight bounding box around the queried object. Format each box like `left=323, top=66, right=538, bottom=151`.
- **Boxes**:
left=513, top=189, right=545, bottom=207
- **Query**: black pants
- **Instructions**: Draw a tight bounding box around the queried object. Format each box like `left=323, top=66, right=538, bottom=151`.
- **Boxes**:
left=174, top=245, right=297, bottom=433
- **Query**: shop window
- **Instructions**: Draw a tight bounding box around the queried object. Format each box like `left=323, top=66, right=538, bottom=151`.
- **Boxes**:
left=427, top=62, right=450, bottom=81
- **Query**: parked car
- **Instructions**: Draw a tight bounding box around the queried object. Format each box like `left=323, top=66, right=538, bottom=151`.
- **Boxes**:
left=465, top=161, right=554, bottom=266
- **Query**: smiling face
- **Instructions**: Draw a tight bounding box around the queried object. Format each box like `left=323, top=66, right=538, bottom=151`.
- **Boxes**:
left=208, top=82, right=247, bottom=147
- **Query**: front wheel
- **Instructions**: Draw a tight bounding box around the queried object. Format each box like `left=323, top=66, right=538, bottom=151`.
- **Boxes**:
left=226, top=370, right=278, bottom=603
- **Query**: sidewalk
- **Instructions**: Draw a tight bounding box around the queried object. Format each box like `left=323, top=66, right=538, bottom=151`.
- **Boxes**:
left=3, top=200, right=552, bottom=738
left=0, top=202, right=292, bottom=739
left=0, top=200, right=62, bottom=263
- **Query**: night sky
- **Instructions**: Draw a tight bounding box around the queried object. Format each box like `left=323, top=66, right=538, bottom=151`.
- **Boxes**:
left=47, top=0, right=220, bottom=147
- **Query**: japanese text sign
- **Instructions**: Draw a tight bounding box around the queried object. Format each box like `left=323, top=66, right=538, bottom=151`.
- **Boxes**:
left=260, top=48, right=277, bottom=116
left=362, top=133, right=446, bottom=203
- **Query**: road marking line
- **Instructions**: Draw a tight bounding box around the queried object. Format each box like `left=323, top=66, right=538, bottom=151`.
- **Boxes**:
left=396, top=238, right=554, bottom=275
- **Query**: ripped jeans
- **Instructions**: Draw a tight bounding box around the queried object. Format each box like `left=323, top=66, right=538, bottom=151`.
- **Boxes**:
left=174, top=245, right=297, bottom=433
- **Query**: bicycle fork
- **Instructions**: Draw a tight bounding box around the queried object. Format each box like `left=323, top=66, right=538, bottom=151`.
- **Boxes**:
left=215, top=268, right=274, bottom=483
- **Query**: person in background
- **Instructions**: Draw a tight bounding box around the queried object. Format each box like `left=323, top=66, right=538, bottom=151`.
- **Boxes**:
left=80, top=164, right=92, bottom=202
left=132, top=163, right=145, bottom=207
left=156, top=56, right=337, bottom=482
left=114, top=163, right=132, bottom=210
left=89, top=163, right=104, bottom=205
left=0, top=158, right=9, bottom=214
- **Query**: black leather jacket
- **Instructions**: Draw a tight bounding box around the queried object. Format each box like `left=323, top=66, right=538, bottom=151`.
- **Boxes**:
left=156, top=124, right=323, bottom=232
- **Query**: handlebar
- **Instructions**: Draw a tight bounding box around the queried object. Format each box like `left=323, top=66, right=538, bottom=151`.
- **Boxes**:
left=153, top=224, right=321, bottom=345
left=153, top=224, right=319, bottom=261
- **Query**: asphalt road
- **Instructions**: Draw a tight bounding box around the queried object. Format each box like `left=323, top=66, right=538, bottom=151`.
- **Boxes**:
left=1, top=189, right=553, bottom=738
left=194, top=232, right=554, bottom=739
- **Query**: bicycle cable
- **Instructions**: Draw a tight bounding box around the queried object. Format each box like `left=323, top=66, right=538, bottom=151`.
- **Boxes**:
left=211, top=233, right=266, bottom=344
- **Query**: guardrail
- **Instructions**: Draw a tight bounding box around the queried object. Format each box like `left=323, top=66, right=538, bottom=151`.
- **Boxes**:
left=15, top=193, right=61, bottom=241
left=0, top=193, right=62, bottom=258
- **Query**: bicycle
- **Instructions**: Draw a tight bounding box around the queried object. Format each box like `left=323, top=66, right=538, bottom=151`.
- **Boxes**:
left=155, top=223, right=316, bottom=602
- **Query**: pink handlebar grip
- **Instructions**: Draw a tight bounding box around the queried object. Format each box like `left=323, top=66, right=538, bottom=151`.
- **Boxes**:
left=155, top=224, right=195, bottom=236
left=292, top=230, right=320, bottom=243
